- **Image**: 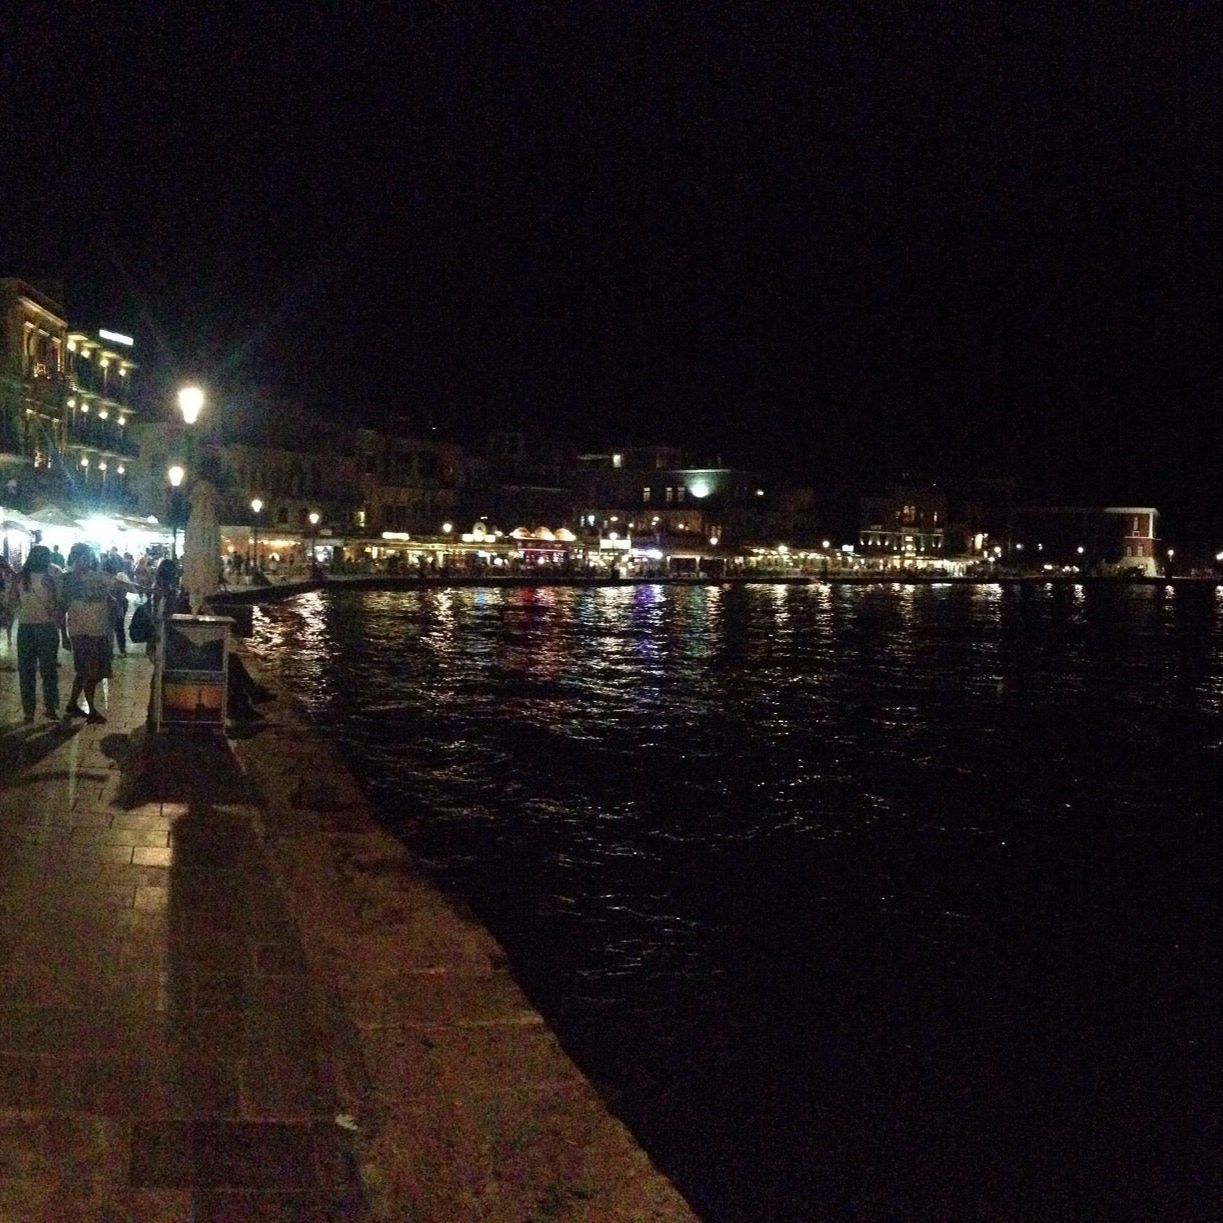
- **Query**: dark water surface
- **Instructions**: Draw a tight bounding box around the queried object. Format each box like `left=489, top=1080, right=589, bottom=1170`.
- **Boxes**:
left=247, top=582, right=1221, bottom=1219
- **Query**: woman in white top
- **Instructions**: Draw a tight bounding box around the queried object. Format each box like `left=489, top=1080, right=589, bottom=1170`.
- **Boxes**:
left=10, top=545, right=64, bottom=722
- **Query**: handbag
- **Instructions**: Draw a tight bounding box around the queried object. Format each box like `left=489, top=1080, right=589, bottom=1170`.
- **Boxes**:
left=128, top=600, right=153, bottom=644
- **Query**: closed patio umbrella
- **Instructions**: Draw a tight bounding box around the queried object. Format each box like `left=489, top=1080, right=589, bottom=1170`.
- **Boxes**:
left=182, top=477, right=222, bottom=612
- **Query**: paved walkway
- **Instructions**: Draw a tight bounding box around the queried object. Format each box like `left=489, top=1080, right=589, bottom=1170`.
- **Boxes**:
left=0, top=640, right=363, bottom=1219
left=0, top=635, right=697, bottom=1221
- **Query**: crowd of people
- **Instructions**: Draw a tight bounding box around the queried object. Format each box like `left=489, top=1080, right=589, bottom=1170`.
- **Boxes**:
left=2, top=540, right=271, bottom=726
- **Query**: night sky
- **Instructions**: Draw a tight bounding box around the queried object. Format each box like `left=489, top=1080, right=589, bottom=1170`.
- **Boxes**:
left=2, top=6, right=1217, bottom=534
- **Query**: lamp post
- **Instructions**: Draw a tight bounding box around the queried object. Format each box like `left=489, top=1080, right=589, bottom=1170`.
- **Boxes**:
left=168, top=464, right=186, bottom=558
left=177, top=384, right=205, bottom=426
left=307, top=511, right=320, bottom=572
left=251, top=497, right=263, bottom=575
left=165, top=385, right=205, bottom=564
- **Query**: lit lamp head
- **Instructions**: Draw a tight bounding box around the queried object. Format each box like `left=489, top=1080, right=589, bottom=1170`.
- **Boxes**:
left=168, top=464, right=185, bottom=488
left=308, top=511, right=320, bottom=526
left=251, top=498, right=263, bottom=515
left=177, top=385, right=205, bottom=425
left=441, top=522, right=453, bottom=534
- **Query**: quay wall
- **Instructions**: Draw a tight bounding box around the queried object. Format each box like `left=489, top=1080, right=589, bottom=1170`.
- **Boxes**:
left=227, top=653, right=696, bottom=1220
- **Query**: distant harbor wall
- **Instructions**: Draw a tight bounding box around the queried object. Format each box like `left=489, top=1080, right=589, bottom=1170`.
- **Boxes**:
left=210, top=571, right=1212, bottom=613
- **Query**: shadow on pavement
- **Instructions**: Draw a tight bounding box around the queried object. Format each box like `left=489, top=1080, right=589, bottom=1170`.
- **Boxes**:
left=108, top=729, right=252, bottom=811
left=0, top=718, right=82, bottom=771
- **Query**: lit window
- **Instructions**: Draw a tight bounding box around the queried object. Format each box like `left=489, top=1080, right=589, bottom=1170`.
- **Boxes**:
left=642, top=487, right=650, bottom=503
left=612, top=453, right=623, bottom=468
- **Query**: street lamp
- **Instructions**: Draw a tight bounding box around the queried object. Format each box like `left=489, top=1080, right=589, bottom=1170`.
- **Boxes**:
left=168, top=464, right=186, bottom=558
left=177, top=384, right=205, bottom=426
left=251, top=497, right=263, bottom=573
left=308, top=510, right=320, bottom=571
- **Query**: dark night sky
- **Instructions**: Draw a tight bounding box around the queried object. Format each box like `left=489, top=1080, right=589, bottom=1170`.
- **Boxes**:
left=2, top=5, right=1218, bottom=533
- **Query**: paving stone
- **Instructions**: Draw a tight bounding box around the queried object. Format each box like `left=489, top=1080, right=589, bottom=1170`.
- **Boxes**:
left=130, top=1120, right=319, bottom=1190
left=191, top=1190, right=340, bottom=1221
left=132, top=845, right=174, bottom=866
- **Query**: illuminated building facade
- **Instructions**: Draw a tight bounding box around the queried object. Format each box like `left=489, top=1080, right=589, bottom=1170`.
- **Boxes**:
left=0, top=279, right=69, bottom=491
left=575, top=449, right=778, bottom=546
left=0, top=280, right=138, bottom=511
left=63, top=328, right=138, bottom=507
left=859, top=485, right=947, bottom=559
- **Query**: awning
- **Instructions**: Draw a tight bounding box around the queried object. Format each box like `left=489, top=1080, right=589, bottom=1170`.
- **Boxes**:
left=26, top=504, right=83, bottom=530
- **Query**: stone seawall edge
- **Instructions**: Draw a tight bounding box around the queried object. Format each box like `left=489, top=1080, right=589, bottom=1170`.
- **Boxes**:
left=225, top=649, right=697, bottom=1222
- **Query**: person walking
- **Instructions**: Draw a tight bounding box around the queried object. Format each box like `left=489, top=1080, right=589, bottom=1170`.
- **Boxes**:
left=61, top=543, right=121, bottom=723
left=9, top=544, right=63, bottom=722
left=102, top=556, right=130, bottom=655
left=0, top=555, right=16, bottom=649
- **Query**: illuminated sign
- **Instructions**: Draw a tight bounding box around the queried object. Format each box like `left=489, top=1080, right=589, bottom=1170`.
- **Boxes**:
left=98, top=329, right=133, bottom=346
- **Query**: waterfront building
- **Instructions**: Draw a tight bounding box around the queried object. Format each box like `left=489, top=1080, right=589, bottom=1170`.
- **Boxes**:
left=859, top=484, right=948, bottom=564
left=1012, top=505, right=1160, bottom=575
left=1, top=279, right=140, bottom=518
left=0, top=279, right=69, bottom=504
left=943, top=476, right=1017, bottom=558
left=356, top=427, right=464, bottom=535
left=462, top=430, right=579, bottom=538
left=575, top=449, right=779, bottom=545
left=63, top=328, right=139, bottom=509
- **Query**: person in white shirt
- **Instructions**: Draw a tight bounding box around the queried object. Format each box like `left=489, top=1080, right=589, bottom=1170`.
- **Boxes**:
left=9, top=545, right=64, bottom=722
left=61, top=543, right=121, bottom=723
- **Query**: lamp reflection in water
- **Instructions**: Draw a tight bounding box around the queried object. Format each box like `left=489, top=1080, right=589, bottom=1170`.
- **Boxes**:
left=251, top=497, right=263, bottom=573
left=167, top=464, right=185, bottom=558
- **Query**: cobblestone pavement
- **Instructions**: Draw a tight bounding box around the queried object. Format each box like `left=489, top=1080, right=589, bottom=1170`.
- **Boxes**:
left=0, top=639, right=363, bottom=1219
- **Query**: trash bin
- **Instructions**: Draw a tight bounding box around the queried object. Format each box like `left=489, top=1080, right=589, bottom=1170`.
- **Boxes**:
left=154, top=614, right=234, bottom=733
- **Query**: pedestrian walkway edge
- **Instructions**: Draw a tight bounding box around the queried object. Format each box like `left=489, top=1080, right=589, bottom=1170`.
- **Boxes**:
left=225, top=651, right=698, bottom=1221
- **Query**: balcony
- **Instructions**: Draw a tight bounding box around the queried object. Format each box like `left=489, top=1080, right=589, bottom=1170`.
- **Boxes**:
left=24, top=367, right=66, bottom=401
left=65, top=418, right=139, bottom=459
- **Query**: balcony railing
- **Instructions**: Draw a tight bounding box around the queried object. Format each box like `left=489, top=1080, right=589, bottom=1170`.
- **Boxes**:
left=65, top=419, right=139, bottom=459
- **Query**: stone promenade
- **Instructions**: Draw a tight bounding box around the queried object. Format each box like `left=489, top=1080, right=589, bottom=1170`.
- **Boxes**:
left=0, top=637, right=695, bottom=1220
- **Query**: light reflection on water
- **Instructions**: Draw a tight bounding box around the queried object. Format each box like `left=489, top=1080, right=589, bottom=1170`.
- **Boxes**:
left=247, top=582, right=1223, bottom=1220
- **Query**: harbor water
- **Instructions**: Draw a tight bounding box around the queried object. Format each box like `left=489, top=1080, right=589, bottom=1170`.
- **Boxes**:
left=246, top=582, right=1220, bottom=1219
